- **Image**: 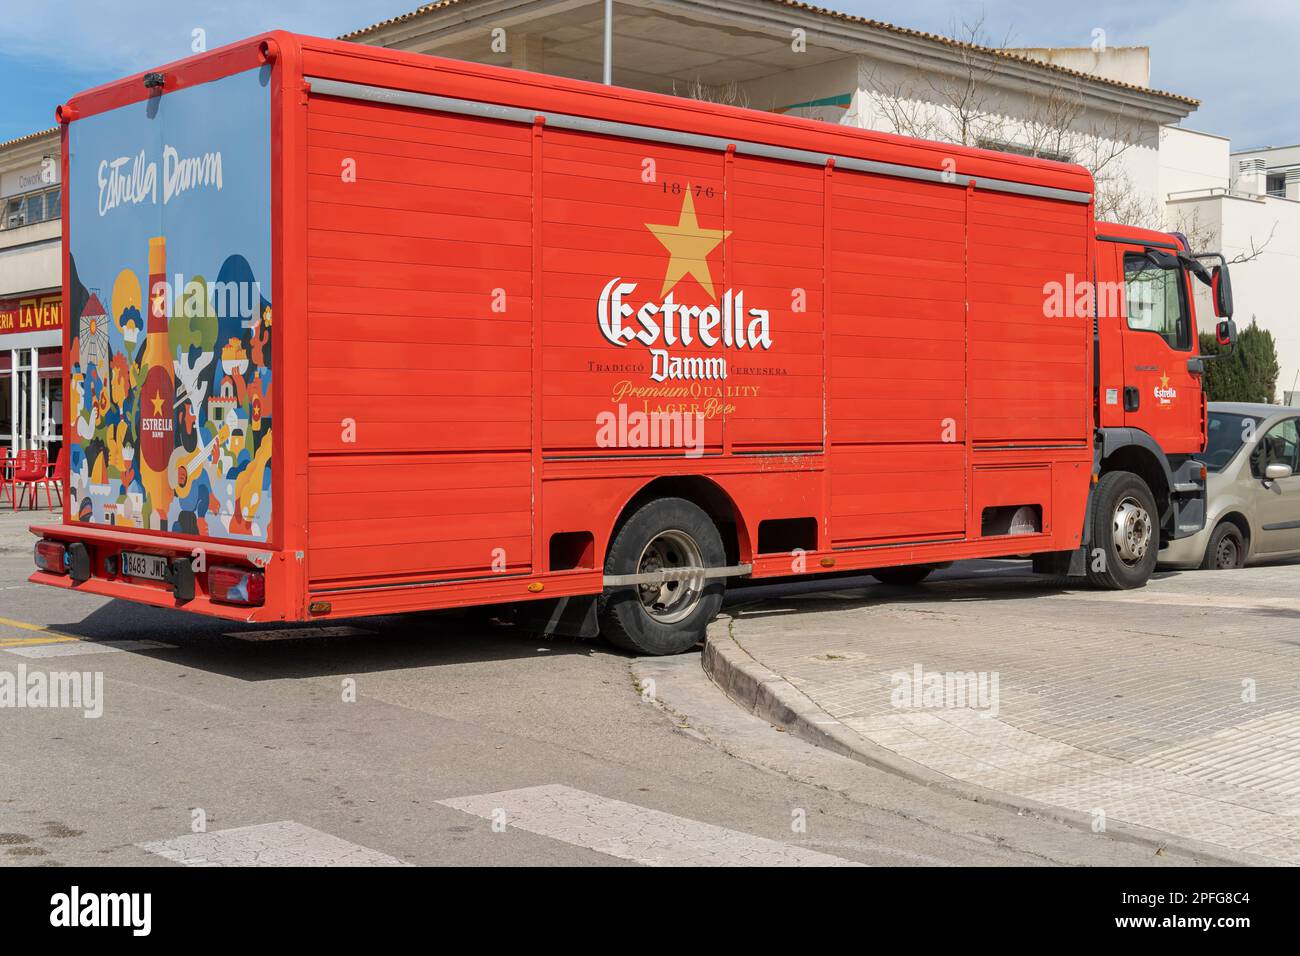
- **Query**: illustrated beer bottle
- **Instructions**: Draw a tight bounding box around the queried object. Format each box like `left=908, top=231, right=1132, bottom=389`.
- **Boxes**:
left=139, top=236, right=175, bottom=530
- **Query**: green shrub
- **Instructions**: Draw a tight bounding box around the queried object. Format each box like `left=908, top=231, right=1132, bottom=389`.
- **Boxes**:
left=1199, top=318, right=1280, bottom=403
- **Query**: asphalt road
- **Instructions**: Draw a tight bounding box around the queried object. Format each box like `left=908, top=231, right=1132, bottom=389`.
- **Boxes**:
left=0, top=516, right=1205, bottom=867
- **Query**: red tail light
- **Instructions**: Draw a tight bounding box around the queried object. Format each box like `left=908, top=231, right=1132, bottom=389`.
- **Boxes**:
left=208, top=564, right=265, bottom=606
left=34, top=539, right=69, bottom=574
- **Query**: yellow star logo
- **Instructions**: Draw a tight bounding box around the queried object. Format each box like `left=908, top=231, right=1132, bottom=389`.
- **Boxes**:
left=1159, top=373, right=1170, bottom=388
left=645, top=186, right=730, bottom=300
left=150, top=390, right=165, bottom=416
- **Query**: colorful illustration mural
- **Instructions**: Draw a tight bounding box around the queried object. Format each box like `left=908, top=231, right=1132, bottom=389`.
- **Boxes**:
left=67, top=67, right=273, bottom=542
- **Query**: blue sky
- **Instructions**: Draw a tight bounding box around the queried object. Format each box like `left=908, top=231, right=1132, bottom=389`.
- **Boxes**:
left=1, top=0, right=1293, bottom=149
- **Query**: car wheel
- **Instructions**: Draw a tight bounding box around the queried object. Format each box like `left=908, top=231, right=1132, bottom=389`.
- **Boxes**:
left=1200, top=522, right=1246, bottom=570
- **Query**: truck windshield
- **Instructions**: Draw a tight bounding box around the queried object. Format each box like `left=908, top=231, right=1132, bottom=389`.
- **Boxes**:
left=1204, top=411, right=1264, bottom=472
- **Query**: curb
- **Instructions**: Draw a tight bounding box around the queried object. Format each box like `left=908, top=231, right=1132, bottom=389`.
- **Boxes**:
left=702, top=614, right=1271, bottom=868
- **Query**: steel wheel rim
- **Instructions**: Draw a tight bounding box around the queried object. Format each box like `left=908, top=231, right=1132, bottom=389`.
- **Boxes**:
left=636, top=529, right=704, bottom=625
left=1216, top=533, right=1240, bottom=569
left=1113, top=496, right=1152, bottom=566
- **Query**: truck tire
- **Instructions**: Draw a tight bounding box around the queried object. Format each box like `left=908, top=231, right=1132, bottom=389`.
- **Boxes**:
left=1200, top=521, right=1246, bottom=570
left=870, top=565, right=933, bottom=587
left=598, top=497, right=726, bottom=656
left=1085, top=470, right=1158, bottom=590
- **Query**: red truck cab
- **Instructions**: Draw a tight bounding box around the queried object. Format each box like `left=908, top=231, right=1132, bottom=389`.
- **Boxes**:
left=1087, top=223, right=1237, bottom=568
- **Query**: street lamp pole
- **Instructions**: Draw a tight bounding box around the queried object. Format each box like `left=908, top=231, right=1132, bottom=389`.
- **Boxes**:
left=602, top=0, right=613, bottom=85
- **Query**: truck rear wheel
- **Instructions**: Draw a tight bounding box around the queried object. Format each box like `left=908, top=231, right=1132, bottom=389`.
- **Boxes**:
left=598, top=497, right=726, bottom=656
left=1085, top=470, right=1158, bottom=590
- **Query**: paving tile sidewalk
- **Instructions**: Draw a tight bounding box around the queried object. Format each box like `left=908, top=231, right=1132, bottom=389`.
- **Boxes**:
left=714, top=564, right=1300, bottom=865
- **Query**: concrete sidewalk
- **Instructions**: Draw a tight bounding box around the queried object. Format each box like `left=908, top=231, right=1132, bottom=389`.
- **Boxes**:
left=706, top=562, right=1300, bottom=865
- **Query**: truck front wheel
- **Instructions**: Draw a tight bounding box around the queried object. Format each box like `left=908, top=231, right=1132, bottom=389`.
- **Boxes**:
left=598, top=497, right=726, bottom=656
left=1086, top=470, right=1158, bottom=590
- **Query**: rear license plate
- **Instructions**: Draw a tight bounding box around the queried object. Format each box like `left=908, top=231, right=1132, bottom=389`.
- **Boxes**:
left=122, top=551, right=170, bottom=582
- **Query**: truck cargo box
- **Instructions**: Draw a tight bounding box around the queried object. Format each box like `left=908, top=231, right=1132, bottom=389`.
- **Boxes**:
left=31, top=32, right=1214, bottom=652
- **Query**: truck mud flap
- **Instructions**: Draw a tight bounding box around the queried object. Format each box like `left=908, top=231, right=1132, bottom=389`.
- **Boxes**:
left=515, top=595, right=601, bottom=639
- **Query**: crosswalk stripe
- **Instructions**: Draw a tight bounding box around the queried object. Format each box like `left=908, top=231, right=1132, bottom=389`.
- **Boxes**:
left=3, top=638, right=174, bottom=658
left=137, top=821, right=411, bottom=867
left=437, top=784, right=863, bottom=867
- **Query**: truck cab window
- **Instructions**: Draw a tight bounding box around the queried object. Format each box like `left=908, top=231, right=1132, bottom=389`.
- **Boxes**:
left=1124, top=253, right=1191, bottom=350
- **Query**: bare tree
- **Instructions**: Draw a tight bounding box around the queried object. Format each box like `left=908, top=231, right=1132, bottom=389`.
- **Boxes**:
left=858, top=17, right=1274, bottom=261
left=673, top=78, right=750, bottom=110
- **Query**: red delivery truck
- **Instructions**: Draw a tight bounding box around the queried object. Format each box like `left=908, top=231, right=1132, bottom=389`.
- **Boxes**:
left=31, top=31, right=1237, bottom=655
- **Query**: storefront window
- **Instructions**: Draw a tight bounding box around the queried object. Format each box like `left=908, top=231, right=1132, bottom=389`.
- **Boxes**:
left=2, top=301, right=64, bottom=455
left=0, top=374, right=11, bottom=447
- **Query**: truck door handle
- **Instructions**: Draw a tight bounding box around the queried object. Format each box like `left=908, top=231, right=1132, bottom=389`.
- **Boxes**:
left=1123, top=386, right=1140, bottom=412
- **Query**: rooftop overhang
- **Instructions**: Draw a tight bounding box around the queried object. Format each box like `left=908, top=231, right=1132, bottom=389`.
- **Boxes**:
left=0, top=127, right=59, bottom=168
left=344, top=0, right=1199, bottom=125
left=346, top=0, right=849, bottom=95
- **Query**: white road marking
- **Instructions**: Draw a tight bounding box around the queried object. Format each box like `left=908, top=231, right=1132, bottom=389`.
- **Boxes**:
left=2, top=639, right=175, bottom=658
left=137, top=820, right=411, bottom=867
left=437, top=784, right=863, bottom=866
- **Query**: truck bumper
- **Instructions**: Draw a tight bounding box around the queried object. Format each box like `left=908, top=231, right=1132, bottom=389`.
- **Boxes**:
left=27, top=522, right=295, bottom=622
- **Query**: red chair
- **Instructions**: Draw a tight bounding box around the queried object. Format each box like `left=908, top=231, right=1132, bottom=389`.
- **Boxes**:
left=0, top=451, right=13, bottom=507
left=13, top=449, right=59, bottom=511
left=9, top=450, right=35, bottom=511
left=49, top=452, right=66, bottom=512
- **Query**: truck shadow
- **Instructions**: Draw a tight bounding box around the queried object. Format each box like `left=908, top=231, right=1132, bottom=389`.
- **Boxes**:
left=725, top=560, right=1077, bottom=615
left=43, top=602, right=604, bottom=681
left=43, top=556, right=1299, bottom=675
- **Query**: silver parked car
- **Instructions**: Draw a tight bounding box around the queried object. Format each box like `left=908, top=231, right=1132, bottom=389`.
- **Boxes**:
left=1159, top=402, right=1300, bottom=569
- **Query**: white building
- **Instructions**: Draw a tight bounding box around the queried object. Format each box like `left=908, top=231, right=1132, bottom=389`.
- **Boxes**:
left=1157, top=137, right=1300, bottom=402
left=345, top=0, right=1198, bottom=225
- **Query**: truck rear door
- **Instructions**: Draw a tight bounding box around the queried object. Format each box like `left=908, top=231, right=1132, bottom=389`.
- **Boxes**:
left=67, top=65, right=274, bottom=544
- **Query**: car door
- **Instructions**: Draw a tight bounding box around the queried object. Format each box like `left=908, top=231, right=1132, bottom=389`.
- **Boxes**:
left=1249, top=416, right=1300, bottom=555
left=1117, top=247, right=1204, bottom=452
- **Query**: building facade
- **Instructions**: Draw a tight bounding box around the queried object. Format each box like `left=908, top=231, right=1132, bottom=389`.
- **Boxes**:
left=342, top=0, right=1198, bottom=225
left=0, top=126, right=62, bottom=458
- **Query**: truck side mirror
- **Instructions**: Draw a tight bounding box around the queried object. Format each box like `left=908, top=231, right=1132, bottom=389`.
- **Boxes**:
left=1215, top=318, right=1237, bottom=347
left=1212, top=265, right=1233, bottom=318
